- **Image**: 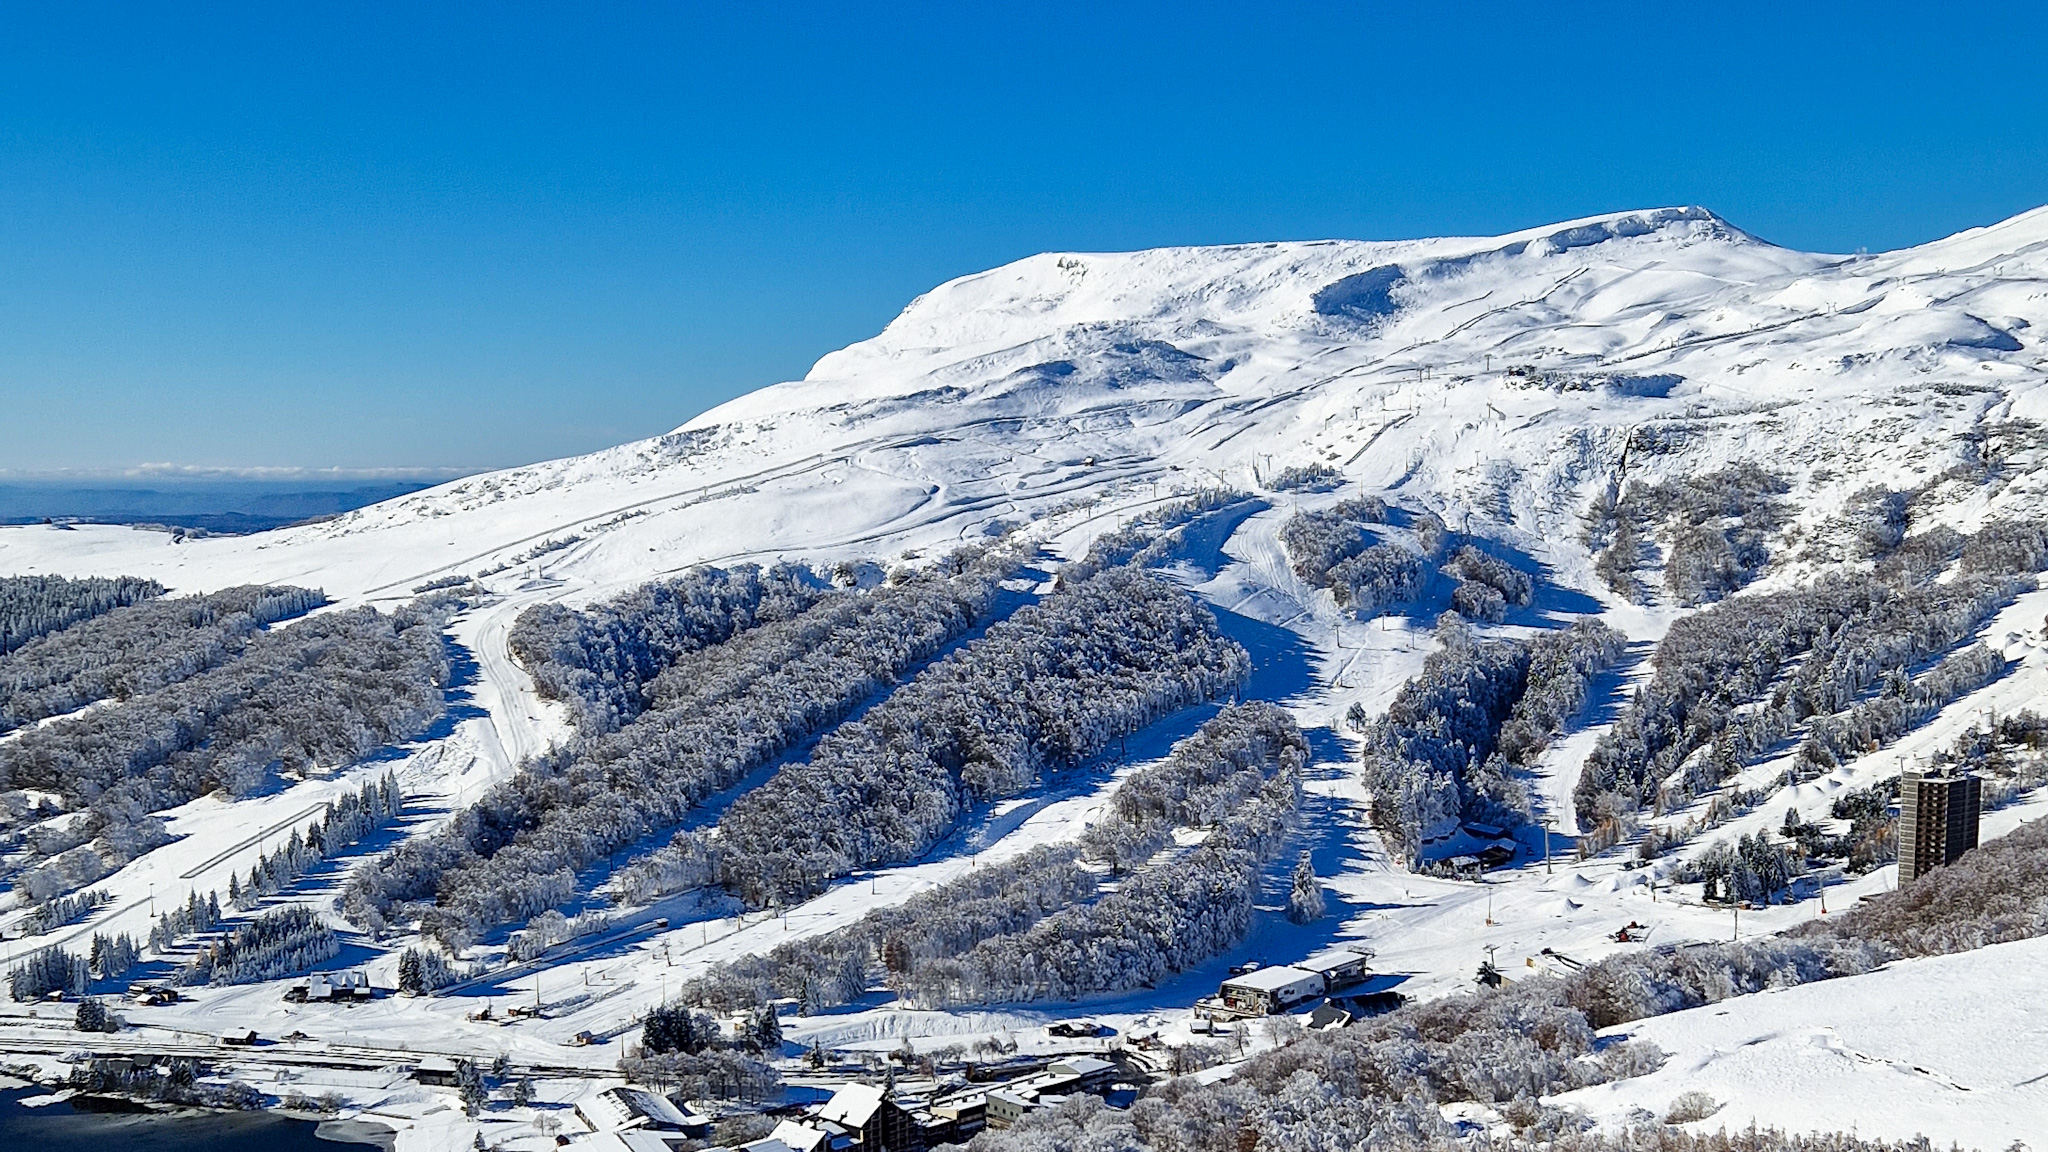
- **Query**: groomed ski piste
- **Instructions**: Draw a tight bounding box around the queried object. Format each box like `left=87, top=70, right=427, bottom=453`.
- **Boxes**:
left=1, top=204, right=2047, bottom=1149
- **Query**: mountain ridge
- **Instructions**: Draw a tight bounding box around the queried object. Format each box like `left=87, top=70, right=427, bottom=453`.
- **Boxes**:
left=1, top=202, right=2044, bottom=608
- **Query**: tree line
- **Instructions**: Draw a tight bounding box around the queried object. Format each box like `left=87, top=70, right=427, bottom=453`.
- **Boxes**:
left=1357, top=616, right=1626, bottom=864
left=346, top=551, right=1015, bottom=947
left=507, top=563, right=825, bottom=734
left=4, top=594, right=455, bottom=903
left=0, top=574, right=163, bottom=657
left=1576, top=520, right=2048, bottom=835
left=1586, top=463, right=1789, bottom=605
left=680, top=703, right=1306, bottom=1014
left=0, top=584, right=323, bottom=734
left=708, top=565, right=1250, bottom=907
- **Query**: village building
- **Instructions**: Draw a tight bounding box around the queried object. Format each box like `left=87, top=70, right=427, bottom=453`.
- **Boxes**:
left=763, top=1119, right=835, bottom=1152
left=583, top=1132, right=705, bottom=1152
left=284, top=968, right=374, bottom=1003
left=411, top=1055, right=459, bottom=1086
left=1294, top=945, right=1372, bottom=991
left=802, top=1082, right=924, bottom=1152
left=946, top=1055, right=1120, bottom=1130
left=1901, top=767, right=1982, bottom=882
left=1415, top=819, right=1520, bottom=871
left=1214, top=964, right=1324, bottom=1015
left=575, top=1086, right=709, bottom=1136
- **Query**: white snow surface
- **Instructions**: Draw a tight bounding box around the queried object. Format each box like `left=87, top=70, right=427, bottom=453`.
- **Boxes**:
left=1553, top=932, right=2048, bottom=1148
left=5, top=204, right=2048, bottom=1150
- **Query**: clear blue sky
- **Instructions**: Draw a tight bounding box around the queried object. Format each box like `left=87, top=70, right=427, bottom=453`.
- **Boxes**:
left=1, top=2, right=2042, bottom=474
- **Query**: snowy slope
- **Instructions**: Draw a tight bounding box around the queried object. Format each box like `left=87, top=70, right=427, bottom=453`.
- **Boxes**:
left=1552, top=932, right=2048, bottom=1147
left=5, top=205, right=2048, bottom=1151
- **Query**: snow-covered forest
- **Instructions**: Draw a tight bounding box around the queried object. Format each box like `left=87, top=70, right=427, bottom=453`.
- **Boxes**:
left=1576, top=520, right=2048, bottom=834
left=0, top=574, right=163, bottom=656
left=180, top=904, right=339, bottom=986
left=1, top=594, right=454, bottom=902
left=711, top=565, right=1250, bottom=906
left=681, top=703, right=1305, bottom=1012
left=507, top=563, right=825, bottom=734
left=347, top=550, right=1015, bottom=944
left=0, top=583, right=323, bottom=733
left=1359, top=616, right=1626, bottom=862
left=1586, top=463, right=1790, bottom=605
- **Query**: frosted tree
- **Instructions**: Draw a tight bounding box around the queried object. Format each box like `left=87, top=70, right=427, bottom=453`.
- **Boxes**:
left=74, top=996, right=113, bottom=1032
left=1286, top=852, right=1325, bottom=924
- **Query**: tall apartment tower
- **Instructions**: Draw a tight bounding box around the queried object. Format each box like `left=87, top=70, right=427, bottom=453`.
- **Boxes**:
left=1899, top=767, right=1982, bottom=882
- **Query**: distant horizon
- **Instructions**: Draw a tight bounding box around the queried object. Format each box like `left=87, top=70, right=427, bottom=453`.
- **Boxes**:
left=0, top=466, right=484, bottom=482
left=0, top=471, right=463, bottom=533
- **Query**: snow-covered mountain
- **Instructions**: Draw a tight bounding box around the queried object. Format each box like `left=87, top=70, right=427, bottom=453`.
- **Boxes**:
left=9, top=203, right=2047, bottom=606
left=6, top=205, right=2048, bottom=1151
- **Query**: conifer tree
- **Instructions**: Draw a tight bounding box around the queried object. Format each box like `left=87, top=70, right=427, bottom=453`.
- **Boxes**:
left=1287, top=851, right=1326, bottom=925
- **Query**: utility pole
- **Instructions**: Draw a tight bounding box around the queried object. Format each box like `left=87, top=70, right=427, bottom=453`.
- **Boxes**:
left=1540, top=818, right=1553, bottom=875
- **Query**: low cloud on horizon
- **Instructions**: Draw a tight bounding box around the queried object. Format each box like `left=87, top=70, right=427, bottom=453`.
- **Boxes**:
left=0, top=464, right=490, bottom=486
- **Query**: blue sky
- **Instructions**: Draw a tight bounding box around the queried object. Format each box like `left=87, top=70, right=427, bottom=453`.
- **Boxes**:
left=0, top=2, right=2042, bottom=474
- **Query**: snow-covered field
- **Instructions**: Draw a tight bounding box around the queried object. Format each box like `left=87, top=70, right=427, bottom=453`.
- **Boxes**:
left=2, top=203, right=2047, bottom=1149
left=1554, top=932, right=2048, bottom=1148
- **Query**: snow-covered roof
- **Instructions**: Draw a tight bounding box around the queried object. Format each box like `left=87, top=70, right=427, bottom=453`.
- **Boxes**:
left=814, top=1082, right=887, bottom=1128
left=582, top=1133, right=693, bottom=1152
left=1298, top=945, right=1372, bottom=974
left=766, top=1120, right=830, bottom=1152
left=1050, top=1056, right=1114, bottom=1078
left=584, top=1086, right=690, bottom=1131
left=1220, top=964, right=1321, bottom=992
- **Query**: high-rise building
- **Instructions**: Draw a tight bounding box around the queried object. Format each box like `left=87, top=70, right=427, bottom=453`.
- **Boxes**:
left=1899, top=767, right=1981, bottom=882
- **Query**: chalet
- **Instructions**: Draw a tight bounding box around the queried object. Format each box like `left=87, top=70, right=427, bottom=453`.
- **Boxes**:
left=412, top=1056, right=460, bottom=1086
left=218, top=1029, right=259, bottom=1047
left=285, top=969, right=374, bottom=1003
left=576, top=1087, right=706, bottom=1135
left=1045, top=1019, right=1104, bottom=1039
left=1216, top=965, right=1324, bottom=1015
left=1417, top=821, right=1520, bottom=870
